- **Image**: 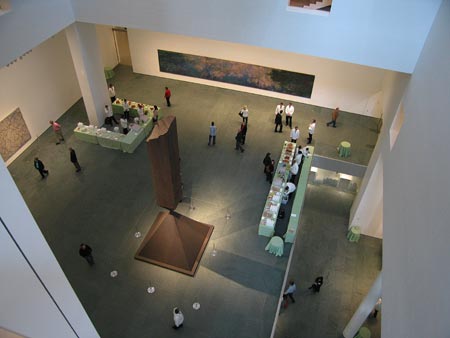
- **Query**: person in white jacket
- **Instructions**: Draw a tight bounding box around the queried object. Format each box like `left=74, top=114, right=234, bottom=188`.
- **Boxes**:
left=173, top=307, right=184, bottom=329
left=308, top=119, right=316, bottom=144
left=290, top=126, right=300, bottom=143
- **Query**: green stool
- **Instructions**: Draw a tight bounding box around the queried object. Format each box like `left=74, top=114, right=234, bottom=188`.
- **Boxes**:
left=338, top=141, right=351, bottom=157
left=104, top=67, right=115, bottom=80
left=265, top=236, right=284, bottom=257
left=347, top=226, right=361, bottom=243
left=355, top=326, right=371, bottom=338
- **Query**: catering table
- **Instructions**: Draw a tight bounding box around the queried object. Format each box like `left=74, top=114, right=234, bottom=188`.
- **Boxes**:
left=112, top=98, right=157, bottom=118
left=338, top=141, right=351, bottom=157
left=265, top=236, right=284, bottom=257
left=97, top=130, right=124, bottom=150
left=73, top=127, right=98, bottom=144
left=259, top=141, right=296, bottom=237
left=284, top=146, right=314, bottom=243
left=73, top=116, right=156, bottom=153
left=347, top=226, right=361, bottom=242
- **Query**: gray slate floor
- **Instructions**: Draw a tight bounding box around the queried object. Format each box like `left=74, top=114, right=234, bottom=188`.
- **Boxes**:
left=7, top=66, right=381, bottom=338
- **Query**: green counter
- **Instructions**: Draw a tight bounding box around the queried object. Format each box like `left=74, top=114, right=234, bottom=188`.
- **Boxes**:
left=97, top=131, right=124, bottom=150
left=73, top=127, right=99, bottom=144
left=112, top=98, right=156, bottom=118
left=284, top=146, right=314, bottom=243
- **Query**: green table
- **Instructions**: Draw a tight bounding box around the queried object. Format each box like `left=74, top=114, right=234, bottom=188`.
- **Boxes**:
left=73, top=127, right=98, bottom=144
left=284, top=146, right=314, bottom=243
left=355, top=327, right=371, bottom=338
left=97, top=131, right=124, bottom=150
left=121, top=126, right=146, bottom=153
left=347, top=226, right=361, bottom=242
left=112, top=98, right=156, bottom=118
left=265, top=236, right=284, bottom=257
left=338, top=141, right=351, bottom=157
left=104, top=67, right=115, bottom=80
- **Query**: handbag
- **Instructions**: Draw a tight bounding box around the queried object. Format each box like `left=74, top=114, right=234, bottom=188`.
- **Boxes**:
left=238, top=111, right=243, bottom=117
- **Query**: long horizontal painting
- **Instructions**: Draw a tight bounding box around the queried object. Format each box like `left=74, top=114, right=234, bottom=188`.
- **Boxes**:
left=158, top=50, right=315, bottom=98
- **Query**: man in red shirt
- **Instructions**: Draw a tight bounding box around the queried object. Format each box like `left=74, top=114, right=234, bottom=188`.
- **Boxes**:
left=164, top=86, right=171, bottom=107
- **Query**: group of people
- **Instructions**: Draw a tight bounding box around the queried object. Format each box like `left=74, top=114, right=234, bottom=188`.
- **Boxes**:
left=34, top=121, right=81, bottom=178
left=282, top=276, right=324, bottom=309
left=274, top=102, right=318, bottom=145
left=106, top=84, right=170, bottom=134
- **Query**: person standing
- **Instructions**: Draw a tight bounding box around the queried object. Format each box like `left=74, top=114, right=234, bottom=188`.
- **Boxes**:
left=49, top=120, right=64, bottom=144
left=240, top=121, right=248, bottom=145
left=164, top=87, right=171, bottom=107
left=104, top=105, right=118, bottom=126
left=120, top=117, right=129, bottom=134
left=290, top=161, right=299, bottom=183
left=290, top=126, right=300, bottom=143
left=108, top=84, right=116, bottom=103
left=265, top=159, right=275, bottom=183
left=326, top=107, right=340, bottom=127
left=274, top=112, right=283, bottom=132
left=308, top=276, right=324, bottom=293
left=69, top=147, right=81, bottom=172
left=152, top=105, right=159, bottom=123
left=263, top=153, right=272, bottom=172
left=122, top=99, right=130, bottom=121
left=283, top=280, right=297, bottom=308
left=79, top=243, right=94, bottom=266
left=307, top=119, right=316, bottom=144
left=235, top=129, right=245, bottom=153
left=208, top=121, right=216, bottom=146
left=275, top=102, right=285, bottom=116
left=285, top=103, right=294, bottom=128
left=172, top=307, right=184, bottom=329
left=240, top=105, right=249, bottom=124
left=34, top=157, right=48, bottom=178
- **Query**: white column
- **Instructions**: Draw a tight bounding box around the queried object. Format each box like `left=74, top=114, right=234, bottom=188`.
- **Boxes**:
left=65, top=22, right=109, bottom=127
left=343, top=273, right=382, bottom=338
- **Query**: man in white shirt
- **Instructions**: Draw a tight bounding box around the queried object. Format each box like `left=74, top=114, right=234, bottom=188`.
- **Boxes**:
left=120, top=118, right=128, bottom=134
left=290, top=126, right=300, bottom=143
left=283, top=280, right=297, bottom=307
left=285, top=103, right=294, bottom=128
left=284, top=182, right=296, bottom=201
left=208, top=121, right=217, bottom=146
left=275, top=102, right=285, bottom=116
left=172, top=307, right=184, bottom=329
left=308, top=119, right=316, bottom=144
left=108, top=84, right=116, bottom=103
left=240, top=105, right=249, bottom=124
left=104, top=105, right=118, bottom=126
left=290, top=161, right=299, bottom=183
left=122, top=99, right=130, bottom=121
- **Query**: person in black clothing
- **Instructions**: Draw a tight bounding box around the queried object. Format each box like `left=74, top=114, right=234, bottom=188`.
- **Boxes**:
left=34, top=157, right=49, bottom=178
left=274, top=112, right=283, bottom=132
left=69, top=148, right=81, bottom=172
left=308, top=276, right=324, bottom=293
left=235, top=129, right=245, bottom=152
left=79, top=243, right=94, bottom=266
left=265, top=160, right=275, bottom=183
left=263, top=153, right=272, bottom=172
left=240, top=122, right=248, bottom=145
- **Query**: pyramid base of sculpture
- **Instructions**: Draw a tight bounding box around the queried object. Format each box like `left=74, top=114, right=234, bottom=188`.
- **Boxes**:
left=135, top=210, right=214, bottom=276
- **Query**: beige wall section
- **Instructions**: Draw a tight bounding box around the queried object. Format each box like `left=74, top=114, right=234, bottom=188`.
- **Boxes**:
left=95, top=25, right=119, bottom=69
left=0, top=30, right=81, bottom=165
left=127, top=29, right=389, bottom=117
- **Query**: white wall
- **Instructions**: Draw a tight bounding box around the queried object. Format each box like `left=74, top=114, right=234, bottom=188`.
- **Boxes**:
left=0, top=0, right=74, bottom=67
left=127, top=29, right=388, bottom=116
left=0, top=30, right=81, bottom=164
left=349, top=71, right=410, bottom=238
left=383, top=0, right=450, bottom=337
left=0, top=158, right=99, bottom=338
left=71, top=0, right=441, bottom=73
left=96, top=25, right=119, bottom=69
